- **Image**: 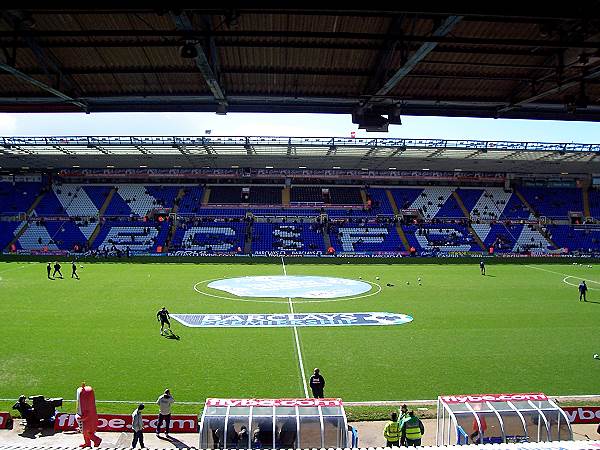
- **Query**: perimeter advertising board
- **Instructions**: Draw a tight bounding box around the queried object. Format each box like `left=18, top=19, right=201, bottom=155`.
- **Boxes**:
left=206, top=398, right=342, bottom=407
left=54, top=413, right=197, bottom=432
left=440, top=393, right=548, bottom=403
left=562, top=406, right=600, bottom=424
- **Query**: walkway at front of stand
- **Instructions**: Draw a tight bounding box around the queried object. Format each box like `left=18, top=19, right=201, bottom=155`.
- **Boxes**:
left=0, top=419, right=598, bottom=448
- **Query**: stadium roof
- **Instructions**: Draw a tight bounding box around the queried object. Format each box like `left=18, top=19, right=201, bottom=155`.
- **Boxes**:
left=2, top=135, right=600, bottom=174
left=1, top=5, right=600, bottom=125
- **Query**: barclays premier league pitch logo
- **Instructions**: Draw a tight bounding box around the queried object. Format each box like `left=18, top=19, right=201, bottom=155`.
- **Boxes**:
left=171, top=312, right=413, bottom=328
left=207, top=275, right=372, bottom=298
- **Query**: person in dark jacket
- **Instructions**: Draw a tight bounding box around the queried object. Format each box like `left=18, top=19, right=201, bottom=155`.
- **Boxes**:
left=52, top=261, right=63, bottom=279
left=309, top=368, right=325, bottom=398
left=71, top=262, right=79, bottom=279
left=579, top=280, right=588, bottom=302
left=46, top=263, right=52, bottom=279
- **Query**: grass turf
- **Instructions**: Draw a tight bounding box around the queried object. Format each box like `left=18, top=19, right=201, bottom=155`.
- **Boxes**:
left=1, top=261, right=599, bottom=412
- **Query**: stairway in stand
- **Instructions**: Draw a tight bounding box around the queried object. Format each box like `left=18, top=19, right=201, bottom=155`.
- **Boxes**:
left=452, top=191, right=486, bottom=251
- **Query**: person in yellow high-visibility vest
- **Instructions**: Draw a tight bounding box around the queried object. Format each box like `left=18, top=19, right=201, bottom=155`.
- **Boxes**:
left=401, top=411, right=424, bottom=447
left=383, top=412, right=401, bottom=447
left=398, top=404, right=411, bottom=446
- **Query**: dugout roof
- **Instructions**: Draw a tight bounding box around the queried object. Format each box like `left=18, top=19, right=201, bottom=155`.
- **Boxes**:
left=199, top=398, right=351, bottom=449
left=1, top=5, right=600, bottom=123
left=437, top=393, right=573, bottom=446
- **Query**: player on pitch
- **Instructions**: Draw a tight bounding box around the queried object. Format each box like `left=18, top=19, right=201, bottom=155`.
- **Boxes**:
left=157, top=306, right=171, bottom=335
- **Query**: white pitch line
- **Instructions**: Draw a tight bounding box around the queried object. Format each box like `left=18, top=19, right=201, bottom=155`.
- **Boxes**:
left=2, top=393, right=599, bottom=407
left=563, top=276, right=600, bottom=291
left=289, top=297, right=309, bottom=399
left=524, top=264, right=598, bottom=281
left=193, top=279, right=382, bottom=304
left=525, top=264, right=600, bottom=292
left=282, top=256, right=309, bottom=398
left=0, top=264, right=26, bottom=274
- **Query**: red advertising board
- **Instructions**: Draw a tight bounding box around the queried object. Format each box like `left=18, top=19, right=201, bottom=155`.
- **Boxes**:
left=206, top=398, right=343, bottom=407
left=54, top=413, right=197, bottom=433
left=562, top=406, right=600, bottom=424
left=0, top=412, right=12, bottom=429
left=440, top=393, right=548, bottom=404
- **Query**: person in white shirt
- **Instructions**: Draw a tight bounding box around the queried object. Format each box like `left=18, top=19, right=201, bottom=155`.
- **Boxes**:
left=156, top=389, right=175, bottom=436
left=131, top=403, right=145, bottom=448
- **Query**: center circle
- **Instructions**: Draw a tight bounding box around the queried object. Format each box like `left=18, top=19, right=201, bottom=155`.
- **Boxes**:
left=207, top=275, right=372, bottom=299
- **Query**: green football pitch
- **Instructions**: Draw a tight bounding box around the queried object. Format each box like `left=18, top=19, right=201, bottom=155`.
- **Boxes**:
left=1, top=260, right=599, bottom=408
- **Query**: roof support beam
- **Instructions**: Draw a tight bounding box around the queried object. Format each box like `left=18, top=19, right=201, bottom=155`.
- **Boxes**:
left=388, top=146, right=406, bottom=158
left=176, top=145, right=190, bottom=155
left=426, top=148, right=447, bottom=158
left=4, top=65, right=573, bottom=83
left=498, top=63, right=600, bottom=113
left=53, top=145, right=73, bottom=155
left=373, top=15, right=463, bottom=97
left=464, top=150, right=483, bottom=159
left=1, top=10, right=87, bottom=111
left=202, top=14, right=221, bottom=92
left=0, top=38, right=562, bottom=57
left=89, top=145, right=111, bottom=155
left=0, top=62, right=87, bottom=111
left=365, top=14, right=404, bottom=94
left=500, top=150, right=522, bottom=160
left=4, top=29, right=600, bottom=50
left=170, top=11, right=228, bottom=112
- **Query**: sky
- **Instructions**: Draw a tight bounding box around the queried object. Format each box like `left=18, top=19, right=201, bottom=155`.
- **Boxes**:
left=0, top=112, right=598, bottom=143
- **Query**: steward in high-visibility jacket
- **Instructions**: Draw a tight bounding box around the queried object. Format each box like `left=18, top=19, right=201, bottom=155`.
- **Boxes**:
left=383, top=412, right=401, bottom=447
left=401, top=411, right=425, bottom=447
left=398, top=405, right=411, bottom=446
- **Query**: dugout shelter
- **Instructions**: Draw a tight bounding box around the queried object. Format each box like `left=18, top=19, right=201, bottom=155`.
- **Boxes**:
left=436, top=392, right=573, bottom=445
left=199, top=398, right=358, bottom=449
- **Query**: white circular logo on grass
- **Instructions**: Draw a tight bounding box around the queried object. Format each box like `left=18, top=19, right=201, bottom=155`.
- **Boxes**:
left=207, top=275, right=372, bottom=298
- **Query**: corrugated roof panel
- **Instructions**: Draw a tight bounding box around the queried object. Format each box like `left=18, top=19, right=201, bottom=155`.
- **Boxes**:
left=151, top=73, right=211, bottom=94
left=396, top=77, right=516, bottom=100
left=237, top=13, right=390, bottom=34
left=71, top=73, right=117, bottom=94
left=219, top=46, right=376, bottom=72
left=41, top=47, right=108, bottom=68
left=30, top=13, right=85, bottom=31
left=143, top=47, right=191, bottom=68
left=93, top=47, right=153, bottom=68
left=454, top=20, right=544, bottom=40
left=0, top=74, right=48, bottom=94
left=9, top=48, right=41, bottom=71
left=223, top=73, right=366, bottom=96
left=109, top=73, right=163, bottom=94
